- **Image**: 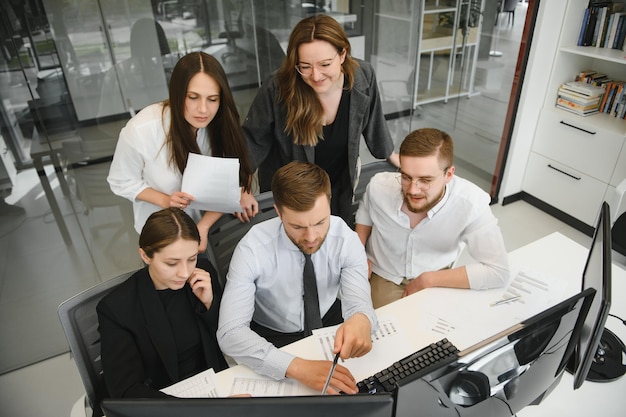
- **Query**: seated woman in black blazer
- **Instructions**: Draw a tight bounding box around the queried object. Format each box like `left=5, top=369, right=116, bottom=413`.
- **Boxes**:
left=97, top=207, right=228, bottom=398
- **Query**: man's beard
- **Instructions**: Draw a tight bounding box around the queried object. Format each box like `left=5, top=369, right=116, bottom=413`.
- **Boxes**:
left=403, top=187, right=445, bottom=214
left=289, top=234, right=328, bottom=255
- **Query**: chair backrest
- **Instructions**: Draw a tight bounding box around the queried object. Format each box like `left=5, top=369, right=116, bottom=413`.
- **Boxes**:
left=206, top=191, right=277, bottom=288
left=58, top=271, right=137, bottom=416
left=611, top=179, right=626, bottom=257
left=502, top=0, right=518, bottom=13
left=348, top=160, right=397, bottom=228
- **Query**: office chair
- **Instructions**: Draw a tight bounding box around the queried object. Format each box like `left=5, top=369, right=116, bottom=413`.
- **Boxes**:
left=97, top=18, right=170, bottom=118
left=206, top=191, right=277, bottom=288
left=611, top=179, right=626, bottom=260
left=61, top=141, right=135, bottom=259
left=347, top=160, right=397, bottom=229
left=58, top=271, right=137, bottom=417
left=219, top=0, right=245, bottom=62
left=497, top=0, right=518, bottom=26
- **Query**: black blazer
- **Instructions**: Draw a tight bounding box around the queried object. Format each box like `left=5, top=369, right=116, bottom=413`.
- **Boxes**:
left=97, top=259, right=228, bottom=398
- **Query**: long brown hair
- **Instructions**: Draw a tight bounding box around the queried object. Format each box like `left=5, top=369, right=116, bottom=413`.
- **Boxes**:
left=276, top=15, right=359, bottom=147
left=164, top=51, right=253, bottom=191
left=139, top=208, right=200, bottom=258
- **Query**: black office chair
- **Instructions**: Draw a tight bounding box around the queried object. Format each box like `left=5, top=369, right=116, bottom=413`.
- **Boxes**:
left=206, top=191, right=277, bottom=288
left=611, top=179, right=626, bottom=259
left=219, top=0, right=245, bottom=62
left=497, top=0, right=518, bottom=26
left=58, top=271, right=137, bottom=417
left=348, top=160, right=397, bottom=229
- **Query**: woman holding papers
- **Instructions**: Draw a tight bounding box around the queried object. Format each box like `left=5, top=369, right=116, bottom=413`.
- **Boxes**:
left=243, top=14, right=399, bottom=224
left=108, top=51, right=257, bottom=251
left=97, top=208, right=229, bottom=399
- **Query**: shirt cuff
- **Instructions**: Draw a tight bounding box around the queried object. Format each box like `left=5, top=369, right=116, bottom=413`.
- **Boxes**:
left=258, top=348, right=296, bottom=380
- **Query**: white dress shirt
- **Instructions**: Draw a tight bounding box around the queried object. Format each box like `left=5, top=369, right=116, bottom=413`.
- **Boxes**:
left=107, top=103, right=210, bottom=232
left=217, top=216, right=377, bottom=380
left=355, top=172, right=509, bottom=289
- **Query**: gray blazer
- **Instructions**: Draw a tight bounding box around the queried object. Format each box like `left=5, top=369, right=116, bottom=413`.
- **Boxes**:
left=243, top=59, right=395, bottom=195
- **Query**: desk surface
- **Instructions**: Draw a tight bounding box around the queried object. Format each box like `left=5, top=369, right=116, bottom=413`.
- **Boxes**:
left=183, top=233, right=626, bottom=413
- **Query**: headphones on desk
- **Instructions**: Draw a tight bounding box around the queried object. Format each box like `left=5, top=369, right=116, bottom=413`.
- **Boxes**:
left=447, top=371, right=490, bottom=407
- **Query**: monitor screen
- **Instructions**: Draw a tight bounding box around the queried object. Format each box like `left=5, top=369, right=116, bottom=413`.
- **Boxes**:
left=101, top=393, right=395, bottom=417
left=572, top=201, right=617, bottom=389
left=392, top=288, right=595, bottom=417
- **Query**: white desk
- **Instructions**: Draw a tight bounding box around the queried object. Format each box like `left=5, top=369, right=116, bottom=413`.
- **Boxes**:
left=210, top=232, right=626, bottom=411
left=513, top=233, right=626, bottom=417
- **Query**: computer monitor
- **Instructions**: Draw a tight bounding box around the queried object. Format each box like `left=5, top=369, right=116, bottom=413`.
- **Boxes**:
left=569, top=201, right=625, bottom=388
left=101, top=393, right=395, bottom=417
left=392, top=288, right=595, bottom=417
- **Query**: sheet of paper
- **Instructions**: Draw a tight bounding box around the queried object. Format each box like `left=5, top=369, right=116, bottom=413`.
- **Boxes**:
left=490, top=264, right=569, bottom=321
left=403, top=264, right=570, bottom=351
left=312, top=315, right=415, bottom=381
left=229, top=377, right=299, bottom=397
left=160, top=368, right=220, bottom=398
left=181, top=153, right=241, bottom=213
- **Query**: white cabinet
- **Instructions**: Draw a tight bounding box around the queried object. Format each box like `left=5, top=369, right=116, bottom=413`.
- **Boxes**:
left=522, top=0, right=626, bottom=230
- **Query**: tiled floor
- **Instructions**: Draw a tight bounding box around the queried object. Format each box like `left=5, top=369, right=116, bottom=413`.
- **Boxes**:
left=0, top=198, right=593, bottom=417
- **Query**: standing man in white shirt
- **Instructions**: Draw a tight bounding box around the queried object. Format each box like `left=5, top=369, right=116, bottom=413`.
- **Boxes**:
left=217, top=161, right=377, bottom=394
left=355, top=128, right=509, bottom=308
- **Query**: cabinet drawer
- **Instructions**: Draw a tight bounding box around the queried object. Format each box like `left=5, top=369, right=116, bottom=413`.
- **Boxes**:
left=523, top=152, right=607, bottom=226
left=532, top=108, right=624, bottom=182
left=610, top=146, right=626, bottom=187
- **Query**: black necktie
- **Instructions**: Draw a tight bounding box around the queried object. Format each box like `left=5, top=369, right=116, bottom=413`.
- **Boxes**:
left=303, top=253, right=323, bottom=336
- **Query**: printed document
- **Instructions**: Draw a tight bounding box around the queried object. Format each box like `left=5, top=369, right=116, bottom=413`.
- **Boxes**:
left=181, top=153, right=241, bottom=213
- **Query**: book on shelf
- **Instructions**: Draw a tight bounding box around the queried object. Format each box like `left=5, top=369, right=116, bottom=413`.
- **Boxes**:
left=607, top=12, right=625, bottom=47
left=601, top=81, right=625, bottom=115
left=577, top=2, right=626, bottom=49
left=610, top=84, right=625, bottom=116
left=557, top=97, right=601, bottom=112
left=583, top=6, right=599, bottom=46
left=560, top=81, right=606, bottom=97
left=557, top=92, right=602, bottom=106
left=613, top=14, right=626, bottom=49
left=593, top=6, right=608, bottom=45
left=575, top=70, right=609, bottom=85
left=555, top=104, right=600, bottom=117
left=596, top=6, right=610, bottom=46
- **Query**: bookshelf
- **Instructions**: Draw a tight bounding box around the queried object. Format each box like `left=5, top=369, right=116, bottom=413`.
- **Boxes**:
left=522, top=0, right=626, bottom=230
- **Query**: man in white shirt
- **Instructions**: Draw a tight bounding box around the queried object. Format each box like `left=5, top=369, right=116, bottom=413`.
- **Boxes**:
left=217, top=161, right=377, bottom=394
left=355, top=128, right=509, bottom=308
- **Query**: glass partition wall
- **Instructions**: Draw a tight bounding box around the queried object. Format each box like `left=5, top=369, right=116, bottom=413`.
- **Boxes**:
left=0, top=0, right=529, bottom=374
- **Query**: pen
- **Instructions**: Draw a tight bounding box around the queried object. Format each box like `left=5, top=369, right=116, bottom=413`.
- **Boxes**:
left=490, top=295, right=521, bottom=307
left=321, top=352, right=341, bottom=395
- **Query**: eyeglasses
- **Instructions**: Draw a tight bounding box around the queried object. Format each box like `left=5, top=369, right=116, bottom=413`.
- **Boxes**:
left=396, top=168, right=449, bottom=191
left=295, top=52, right=339, bottom=76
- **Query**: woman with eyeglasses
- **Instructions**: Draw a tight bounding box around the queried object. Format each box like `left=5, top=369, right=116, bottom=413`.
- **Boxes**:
left=243, top=15, right=399, bottom=225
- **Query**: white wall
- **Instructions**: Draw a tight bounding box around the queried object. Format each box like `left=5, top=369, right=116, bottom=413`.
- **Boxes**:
left=499, top=0, right=569, bottom=200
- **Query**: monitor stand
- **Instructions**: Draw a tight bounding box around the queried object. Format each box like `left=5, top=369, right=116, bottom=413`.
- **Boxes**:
left=586, top=328, right=626, bottom=383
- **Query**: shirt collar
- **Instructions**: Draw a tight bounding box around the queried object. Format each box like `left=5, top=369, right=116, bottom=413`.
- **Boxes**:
left=426, top=182, right=450, bottom=218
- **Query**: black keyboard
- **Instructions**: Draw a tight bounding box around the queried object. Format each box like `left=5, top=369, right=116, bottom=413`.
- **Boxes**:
left=357, top=338, right=459, bottom=394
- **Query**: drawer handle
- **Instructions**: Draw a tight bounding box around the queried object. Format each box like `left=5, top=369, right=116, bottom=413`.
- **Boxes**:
left=547, top=164, right=581, bottom=180
left=559, top=121, right=596, bottom=135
